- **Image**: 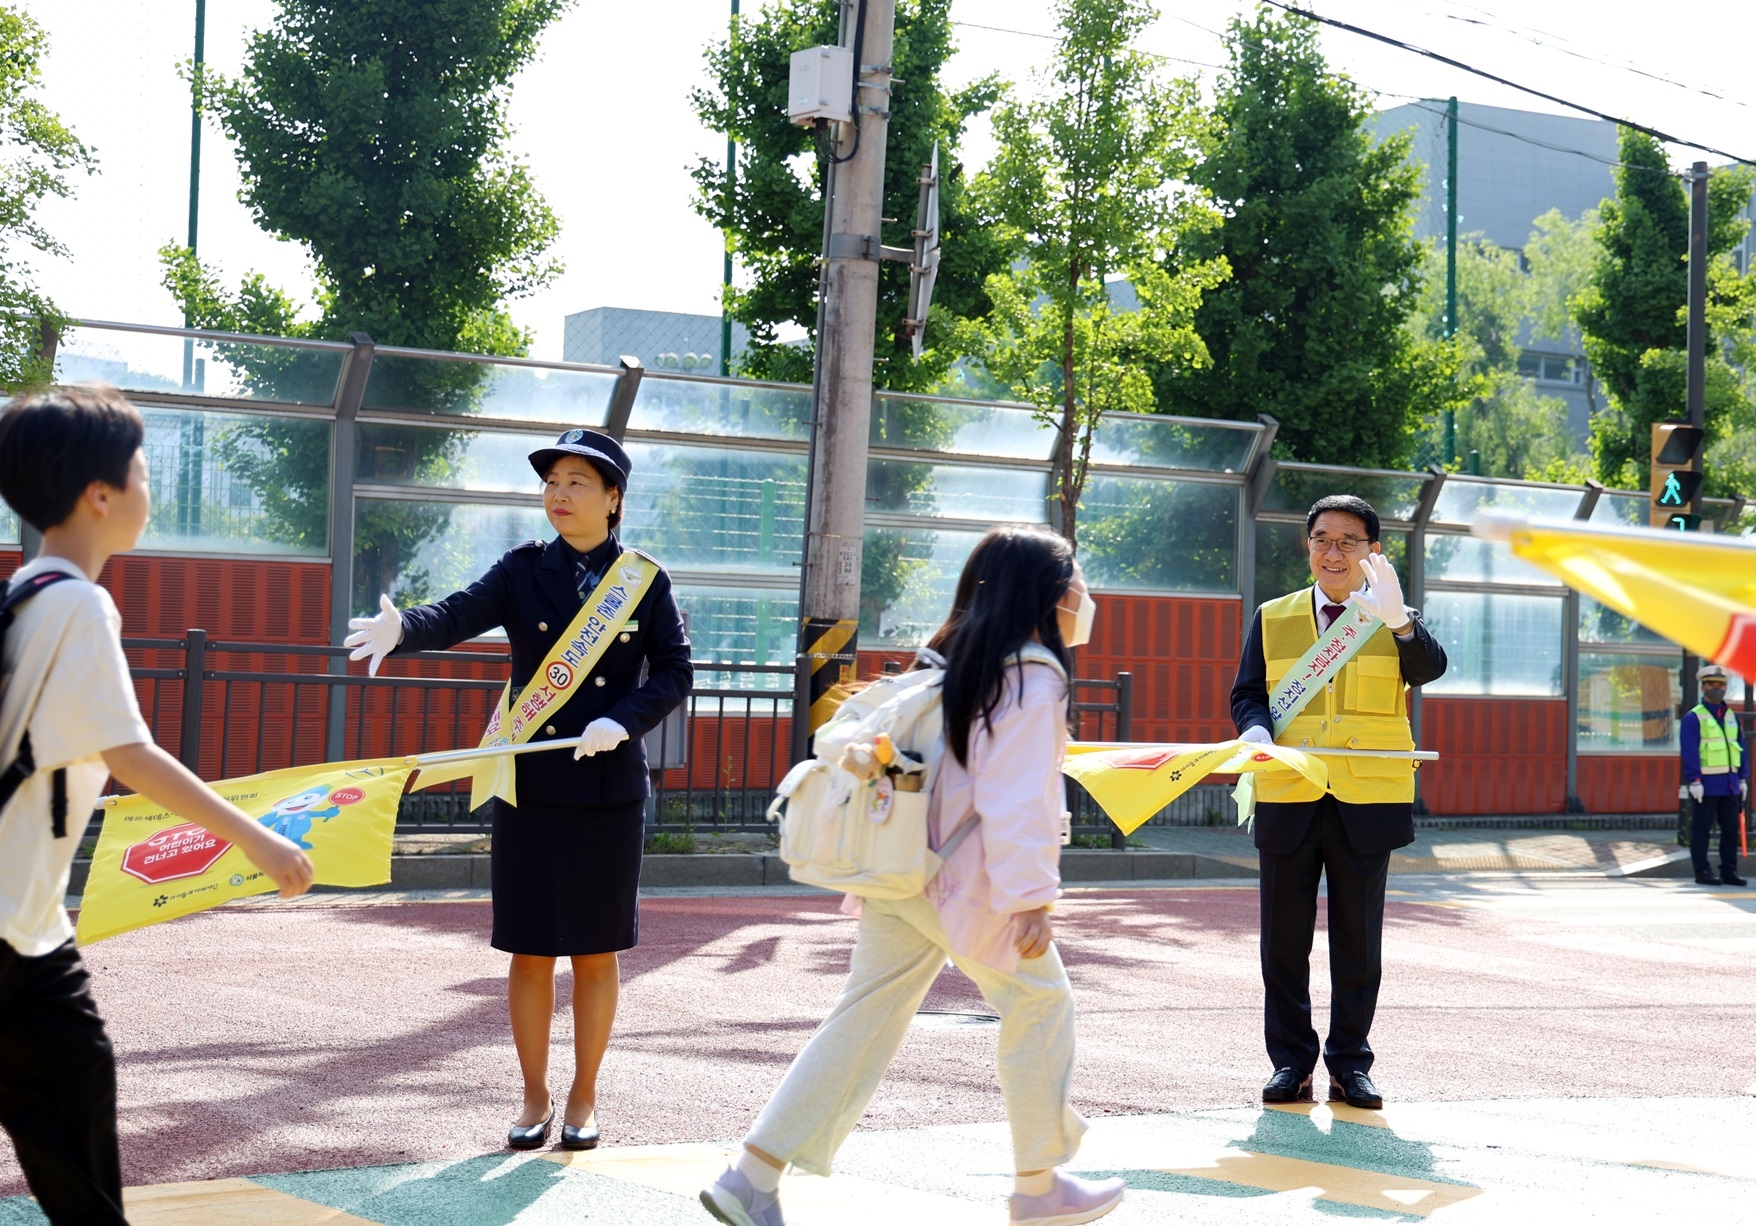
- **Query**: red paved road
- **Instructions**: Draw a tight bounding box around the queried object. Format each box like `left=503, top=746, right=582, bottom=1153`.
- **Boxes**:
left=4, top=882, right=1753, bottom=1195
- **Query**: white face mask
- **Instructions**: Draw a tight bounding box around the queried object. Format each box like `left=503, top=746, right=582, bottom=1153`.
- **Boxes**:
left=1058, top=589, right=1096, bottom=648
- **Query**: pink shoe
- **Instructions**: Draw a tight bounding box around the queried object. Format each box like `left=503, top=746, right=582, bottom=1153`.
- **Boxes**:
left=1009, top=1170, right=1126, bottom=1226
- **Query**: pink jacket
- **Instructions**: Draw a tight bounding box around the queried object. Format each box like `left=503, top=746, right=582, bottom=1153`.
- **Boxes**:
left=924, top=649, right=1069, bottom=973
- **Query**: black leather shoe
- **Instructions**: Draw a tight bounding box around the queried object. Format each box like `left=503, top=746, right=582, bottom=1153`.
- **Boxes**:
left=507, top=1102, right=554, bottom=1150
left=1262, top=1067, right=1314, bottom=1103
left=560, top=1119, right=599, bottom=1151
left=1722, top=870, right=1748, bottom=887
left=1696, top=871, right=1723, bottom=885
left=1330, top=1071, right=1383, bottom=1109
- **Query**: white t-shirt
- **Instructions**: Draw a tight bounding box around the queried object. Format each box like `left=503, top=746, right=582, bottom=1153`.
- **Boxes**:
left=0, top=557, right=151, bottom=956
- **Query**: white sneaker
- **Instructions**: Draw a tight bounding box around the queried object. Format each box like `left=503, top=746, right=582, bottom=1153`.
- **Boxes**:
left=1009, top=1170, right=1126, bottom=1226
left=700, top=1166, right=786, bottom=1226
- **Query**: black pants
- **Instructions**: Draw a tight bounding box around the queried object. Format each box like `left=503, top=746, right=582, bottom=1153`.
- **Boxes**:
left=1691, top=792, right=1744, bottom=876
left=1259, top=796, right=1391, bottom=1079
left=0, top=940, right=125, bottom=1225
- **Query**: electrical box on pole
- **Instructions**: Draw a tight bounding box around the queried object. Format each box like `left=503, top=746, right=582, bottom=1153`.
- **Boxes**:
left=788, top=45, right=855, bottom=125
left=1650, top=421, right=1704, bottom=529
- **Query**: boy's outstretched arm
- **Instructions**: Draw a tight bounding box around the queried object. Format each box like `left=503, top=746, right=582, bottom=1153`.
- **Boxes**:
left=100, top=742, right=316, bottom=897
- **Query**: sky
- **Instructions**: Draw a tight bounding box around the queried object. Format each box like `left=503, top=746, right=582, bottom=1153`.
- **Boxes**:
left=18, top=0, right=1756, bottom=362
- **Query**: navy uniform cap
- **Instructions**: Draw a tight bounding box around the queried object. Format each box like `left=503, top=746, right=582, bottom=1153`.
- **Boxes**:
left=528, top=428, right=632, bottom=489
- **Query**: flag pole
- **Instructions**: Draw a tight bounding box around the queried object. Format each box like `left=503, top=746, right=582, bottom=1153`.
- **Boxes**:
left=1071, top=741, right=1438, bottom=762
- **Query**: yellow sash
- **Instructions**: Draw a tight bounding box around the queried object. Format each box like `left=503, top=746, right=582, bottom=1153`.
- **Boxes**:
left=415, top=550, right=660, bottom=810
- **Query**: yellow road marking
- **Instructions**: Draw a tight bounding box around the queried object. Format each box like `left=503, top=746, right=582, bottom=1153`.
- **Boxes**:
left=124, top=1177, right=374, bottom=1225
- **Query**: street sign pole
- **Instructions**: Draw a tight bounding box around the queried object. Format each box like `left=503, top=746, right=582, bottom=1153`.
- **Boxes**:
left=1677, top=160, right=1710, bottom=844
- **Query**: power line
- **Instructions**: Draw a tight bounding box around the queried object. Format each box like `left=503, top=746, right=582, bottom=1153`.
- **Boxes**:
left=1384, top=95, right=1678, bottom=177
left=1259, top=0, right=1756, bottom=165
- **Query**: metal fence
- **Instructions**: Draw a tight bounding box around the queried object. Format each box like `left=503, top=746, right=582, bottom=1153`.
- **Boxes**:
left=120, top=632, right=1134, bottom=838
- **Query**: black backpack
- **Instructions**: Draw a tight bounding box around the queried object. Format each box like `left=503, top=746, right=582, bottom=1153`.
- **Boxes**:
left=0, top=570, right=78, bottom=837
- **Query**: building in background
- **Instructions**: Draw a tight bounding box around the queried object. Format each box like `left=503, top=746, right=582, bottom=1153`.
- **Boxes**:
left=562, top=306, right=748, bottom=375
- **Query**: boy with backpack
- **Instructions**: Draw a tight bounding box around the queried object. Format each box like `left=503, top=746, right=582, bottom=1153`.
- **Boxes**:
left=0, top=386, right=314, bottom=1224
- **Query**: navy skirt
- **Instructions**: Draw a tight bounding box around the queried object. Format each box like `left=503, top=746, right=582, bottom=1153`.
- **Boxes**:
left=489, top=797, right=645, bottom=956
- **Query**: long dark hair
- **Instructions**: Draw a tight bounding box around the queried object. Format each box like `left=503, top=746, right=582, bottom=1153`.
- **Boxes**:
left=939, top=525, right=1076, bottom=767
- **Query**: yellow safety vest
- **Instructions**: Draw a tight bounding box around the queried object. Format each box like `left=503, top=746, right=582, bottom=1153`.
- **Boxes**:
left=1258, top=587, right=1415, bottom=805
left=1693, top=704, right=1743, bottom=775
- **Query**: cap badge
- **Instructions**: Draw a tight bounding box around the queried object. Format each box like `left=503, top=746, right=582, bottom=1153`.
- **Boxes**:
left=561, top=429, right=585, bottom=443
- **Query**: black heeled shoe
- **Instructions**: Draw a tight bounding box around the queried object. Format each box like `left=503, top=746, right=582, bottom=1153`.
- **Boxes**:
left=560, top=1116, right=599, bottom=1151
left=507, top=1101, right=554, bottom=1150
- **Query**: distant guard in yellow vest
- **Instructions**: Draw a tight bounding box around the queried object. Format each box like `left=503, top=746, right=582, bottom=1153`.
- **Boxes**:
left=1232, top=495, right=1447, bottom=1111
left=1681, top=661, right=1749, bottom=887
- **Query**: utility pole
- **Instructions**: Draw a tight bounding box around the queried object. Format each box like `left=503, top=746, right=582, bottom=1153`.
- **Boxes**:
left=1678, top=160, right=1709, bottom=845
left=1443, top=95, right=1458, bottom=467
left=794, top=0, right=895, bottom=757
left=183, top=0, right=206, bottom=388
left=719, top=0, right=739, bottom=378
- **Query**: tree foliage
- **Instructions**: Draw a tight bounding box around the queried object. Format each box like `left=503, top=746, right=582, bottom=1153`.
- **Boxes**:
left=690, top=0, right=1010, bottom=391
left=1574, top=128, right=1756, bottom=496
left=965, top=0, right=1226, bottom=550
left=160, top=0, right=571, bottom=608
left=1152, top=6, right=1463, bottom=469
left=0, top=5, right=94, bottom=389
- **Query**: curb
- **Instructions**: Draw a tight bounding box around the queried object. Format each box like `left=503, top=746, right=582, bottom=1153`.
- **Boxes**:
left=65, top=848, right=1257, bottom=898
left=1609, top=849, right=1756, bottom=879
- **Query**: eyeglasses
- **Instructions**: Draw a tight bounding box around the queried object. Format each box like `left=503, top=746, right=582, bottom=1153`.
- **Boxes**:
left=1308, top=535, right=1369, bottom=555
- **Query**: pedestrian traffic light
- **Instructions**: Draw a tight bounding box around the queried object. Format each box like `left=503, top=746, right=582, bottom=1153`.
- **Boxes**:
left=1649, top=421, right=1704, bottom=528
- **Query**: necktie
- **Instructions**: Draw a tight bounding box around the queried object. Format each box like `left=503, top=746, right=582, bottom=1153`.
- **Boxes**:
left=1321, top=603, right=1347, bottom=632
left=576, top=558, right=604, bottom=605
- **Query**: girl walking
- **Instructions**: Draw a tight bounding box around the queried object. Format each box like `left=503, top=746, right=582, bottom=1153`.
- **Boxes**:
left=701, top=524, right=1123, bottom=1226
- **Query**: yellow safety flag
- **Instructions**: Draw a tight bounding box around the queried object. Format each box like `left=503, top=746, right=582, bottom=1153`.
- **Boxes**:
left=76, top=758, right=412, bottom=945
left=1063, top=740, right=1328, bottom=836
left=1475, top=511, right=1756, bottom=680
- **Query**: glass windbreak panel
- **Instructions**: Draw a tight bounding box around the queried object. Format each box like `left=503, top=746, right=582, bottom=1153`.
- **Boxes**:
left=1577, top=651, right=1679, bottom=754
left=1589, top=490, right=1649, bottom=528
left=622, top=446, right=805, bottom=571
left=861, top=525, right=986, bottom=646
left=1424, top=533, right=1559, bottom=585
left=1254, top=522, right=1409, bottom=606
left=362, top=355, right=618, bottom=423
left=866, top=459, right=1048, bottom=522
left=138, top=408, right=330, bottom=555
left=0, top=504, right=17, bottom=547
left=1421, top=591, right=1564, bottom=695
left=1578, top=595, right=1671, bottom=646
left=54, top=327, right=345, bottom=404
left=1087, top=415, right=1256, bottom=472
left=1261, top=467, right=1427, bottom=520
left=353, top=498, right=549, bottom=615
left=1080, top=476, right=1238, bottom=592
left=1431, top=479, right=1582, bottom=526
left=673, top=586, right=799, bottom=684
left=627, top=376, right=810, bottom=440
left=357, top=424, right=538, bottom=493
left=870, top=395, right=1051, bottom=459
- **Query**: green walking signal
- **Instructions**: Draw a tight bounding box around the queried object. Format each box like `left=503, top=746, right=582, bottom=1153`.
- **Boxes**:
left=1649, top=422, right=1704, bottom=528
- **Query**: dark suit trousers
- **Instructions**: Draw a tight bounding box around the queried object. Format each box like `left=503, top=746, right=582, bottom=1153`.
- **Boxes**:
left=0, top=939, right=125, bottom=1225
left=1259, top=796, right=1390, bottom=1079
left=1691, top=793, right=1743, bottom=875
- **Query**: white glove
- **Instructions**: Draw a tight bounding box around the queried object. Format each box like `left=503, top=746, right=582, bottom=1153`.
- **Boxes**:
left=1346, top=553, right=1410, bottom=632
left=573, top=717, right=630, bottom=759
left=1239, top=725, right=1274, bottom=745
left=344, top=594, right=403, bottom=677
left=1688, top=781, right=1705, bottom=803
left=1742, top=780, right=1749, bottom=801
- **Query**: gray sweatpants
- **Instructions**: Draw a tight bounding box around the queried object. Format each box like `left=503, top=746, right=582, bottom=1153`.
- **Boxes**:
left=744, top=893, right=1087, bottom=1176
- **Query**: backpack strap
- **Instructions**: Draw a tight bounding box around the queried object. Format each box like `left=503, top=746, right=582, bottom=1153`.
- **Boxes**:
left=0, top=570, right=79, bottom=837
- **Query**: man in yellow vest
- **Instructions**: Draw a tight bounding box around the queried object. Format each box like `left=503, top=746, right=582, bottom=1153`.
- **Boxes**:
left=1681, top=661, right=1748, bottom=887
left=1231, top=495, right=1448, bottom=1110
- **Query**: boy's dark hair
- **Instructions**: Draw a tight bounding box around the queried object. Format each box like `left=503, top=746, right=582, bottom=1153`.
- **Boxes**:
left=1306, top=494, right=1380, bottom=542
left=938, top=524, right=1076, bottom=767
left=0, top=385, right=145, bottom=532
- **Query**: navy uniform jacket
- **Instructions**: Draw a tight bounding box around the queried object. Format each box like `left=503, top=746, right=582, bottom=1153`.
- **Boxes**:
left=1231, top=599, right=1447, bottom=856
left=393, top=534, right=693, bottom=808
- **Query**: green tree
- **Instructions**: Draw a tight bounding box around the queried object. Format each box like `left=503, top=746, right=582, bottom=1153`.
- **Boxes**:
left=161, top=0, right=570, bottom=608
left=966, top=0, right=1226, bottom=550
left=0, top=5, right=94, bottom=388
left=1573, top=127, right=1756, bottom=496
left=1408, top=235, right=1581, bottom=480
left=690, top=0, right=1011, bottom=391
left=1153, top=6, right=1464, bottom=468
